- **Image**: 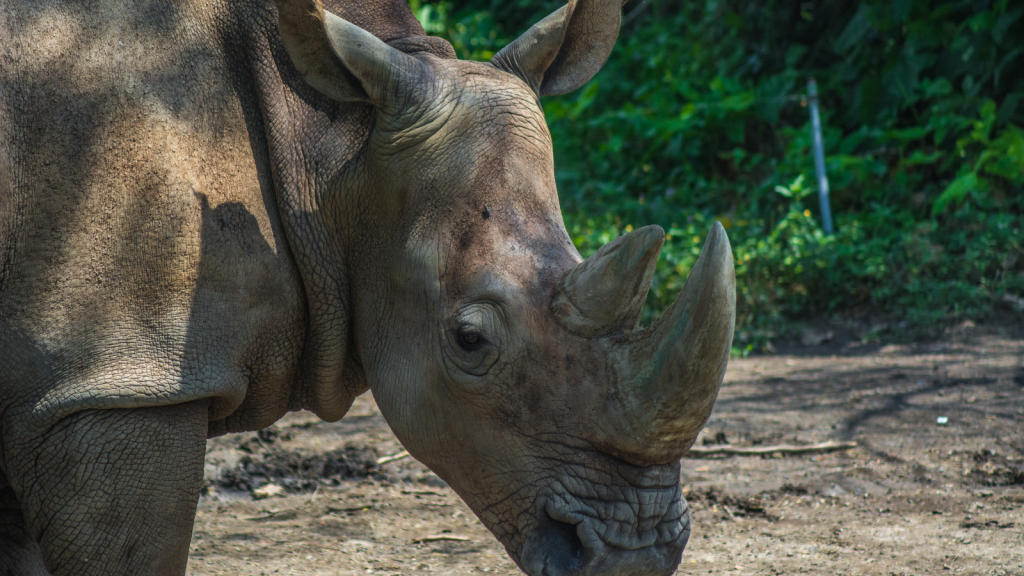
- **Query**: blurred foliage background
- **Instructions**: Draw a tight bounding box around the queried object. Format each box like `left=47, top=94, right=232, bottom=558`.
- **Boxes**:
left=408, top=0, right=1024, bottom=353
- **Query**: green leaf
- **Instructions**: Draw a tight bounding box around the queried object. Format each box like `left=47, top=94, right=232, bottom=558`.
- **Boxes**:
left=994, top=47, right=1023, bottom=88
left=569, top=81, right=600, bottom=119
left=835, top=5, right=873, bottom=54
left=718, top=91, right=756, bottom=112
left=785, top=45, right=807, bottom=68
left=775, top=175, right=812, bottom=200
left=932, top=171, right=978, bottom=215
left=992, top=8, right=1023, bottom=43
left=886, top=126, right=930, bottom=142
left=996, top=93, right=1021, bottom=126
left=902, top=150, right=943, bottom=166
left=921, top=77, right=952, bottom=99
left=981, top=125, right=1024, bottom=182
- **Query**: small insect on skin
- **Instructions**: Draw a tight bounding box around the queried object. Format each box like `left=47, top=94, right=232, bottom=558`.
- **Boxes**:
left=482, top=205, right=491, bottom=220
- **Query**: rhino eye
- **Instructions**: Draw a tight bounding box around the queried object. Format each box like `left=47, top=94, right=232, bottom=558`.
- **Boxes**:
left=444, top=306, right=501, bottom=378
left=456, top=326, right=486, bottom=352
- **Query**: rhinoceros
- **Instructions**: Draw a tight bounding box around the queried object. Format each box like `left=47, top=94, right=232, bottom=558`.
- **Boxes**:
left=0, top=0, right=735, bottom=574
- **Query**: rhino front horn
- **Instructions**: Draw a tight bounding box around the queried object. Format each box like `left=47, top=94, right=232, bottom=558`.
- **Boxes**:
left=552, top=225, right=665, bottom=337
left=601, top=222, right=736, bottom=466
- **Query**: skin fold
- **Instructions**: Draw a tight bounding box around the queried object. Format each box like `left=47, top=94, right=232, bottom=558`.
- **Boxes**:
left=0, top=0, right=733, bottom=574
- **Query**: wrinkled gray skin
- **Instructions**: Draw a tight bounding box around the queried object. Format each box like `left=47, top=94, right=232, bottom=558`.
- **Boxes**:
left=0, top=0, right=736, bottom=575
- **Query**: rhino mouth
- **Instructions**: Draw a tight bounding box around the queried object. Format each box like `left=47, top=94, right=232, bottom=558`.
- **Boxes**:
left=513, top=458, right=689, bottom=576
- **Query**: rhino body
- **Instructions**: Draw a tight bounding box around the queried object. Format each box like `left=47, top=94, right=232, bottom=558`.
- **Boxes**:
left=0, top=1, right=736, bottom=574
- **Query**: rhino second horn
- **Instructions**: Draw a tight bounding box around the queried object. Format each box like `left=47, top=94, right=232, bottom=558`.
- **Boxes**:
left=606, top=222, right=735, bottom=465
left=552, top=225, right=665, bottom=337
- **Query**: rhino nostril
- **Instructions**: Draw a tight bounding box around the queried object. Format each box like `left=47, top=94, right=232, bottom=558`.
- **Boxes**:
left=547, top=515, right=585, bottom=571
left=521, top=512, right=585, bottom=576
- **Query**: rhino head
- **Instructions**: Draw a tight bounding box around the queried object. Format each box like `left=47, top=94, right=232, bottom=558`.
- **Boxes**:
left=273, top=1, right=735, bottom=574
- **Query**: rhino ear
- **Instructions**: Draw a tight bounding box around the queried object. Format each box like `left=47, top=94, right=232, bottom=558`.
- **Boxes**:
left=491, top=0, right=623, bottom=96
left=274, top=0, right=425, bottom=105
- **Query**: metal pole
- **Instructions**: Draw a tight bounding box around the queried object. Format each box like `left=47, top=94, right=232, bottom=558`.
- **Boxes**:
left=808, top=78, right=834, bottom=234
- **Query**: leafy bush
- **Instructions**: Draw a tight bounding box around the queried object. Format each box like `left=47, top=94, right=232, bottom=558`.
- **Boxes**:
left=413, top=0, right=1024, bottom=351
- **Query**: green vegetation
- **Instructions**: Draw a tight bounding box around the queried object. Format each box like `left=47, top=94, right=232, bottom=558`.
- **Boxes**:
left=411, top=0, right=1024, bottom=352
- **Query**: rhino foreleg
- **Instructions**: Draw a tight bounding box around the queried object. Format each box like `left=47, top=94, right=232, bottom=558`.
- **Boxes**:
left=8, top=401, right=208, bottom=576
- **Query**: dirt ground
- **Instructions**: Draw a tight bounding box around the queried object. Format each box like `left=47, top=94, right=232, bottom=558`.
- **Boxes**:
left=187, top=321, right=1024, bottom=576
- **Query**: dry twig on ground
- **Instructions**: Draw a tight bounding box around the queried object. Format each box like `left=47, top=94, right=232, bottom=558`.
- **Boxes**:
left=412, top=535, right=470, bottom=544
left=377, top=450, right=410, bottom=465
left=686, top=440, right=857, bottom=457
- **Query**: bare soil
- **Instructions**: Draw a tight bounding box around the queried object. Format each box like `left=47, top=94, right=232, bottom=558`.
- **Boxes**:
left=187, top=321, right=1024, bottom=576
